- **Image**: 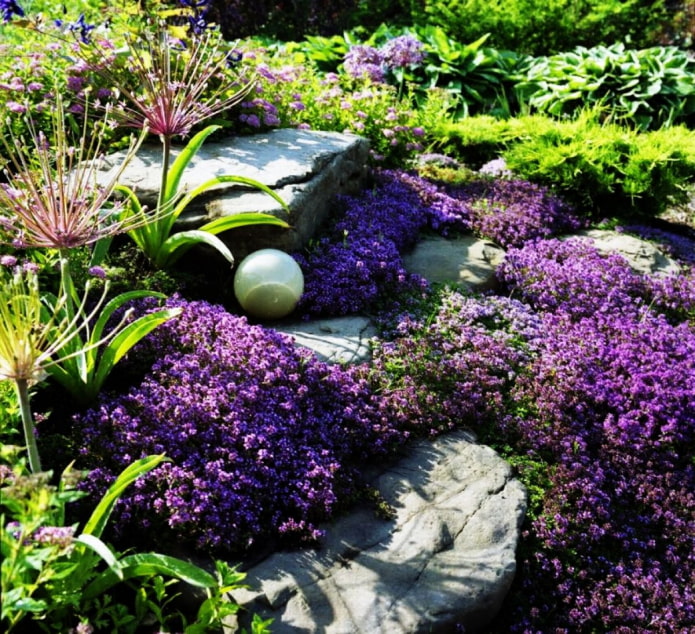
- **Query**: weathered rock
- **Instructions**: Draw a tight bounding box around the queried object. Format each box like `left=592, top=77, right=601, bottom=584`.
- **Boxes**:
left=573, top=229, right=681, bottom=275
left=98, top=129, right=369, bottom=258
left=230, top=431, right=527, bottom=634
left=274, top=316, right=377, bottom=364
left=402, top=235, right=506, bottom=289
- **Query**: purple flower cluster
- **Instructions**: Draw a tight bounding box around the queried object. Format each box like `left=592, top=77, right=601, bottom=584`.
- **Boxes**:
left=498, top=238, right=648, bottom=319
left=294, top=170, right=431, bottom=317
left=72, top=296, right=403, bottom=554
left=390, top=170, right=584, bottom=247
left=343, top=35, right=425, bottom=82
left=381, top=35, right=426, bottom=69
left=62, top=157, right=695, bottom=630
left=498, top=236, right=695, bottom=324
left=343, top=45, right=386, bottom=83
left=0, top=0, right=23, bottom=23
left=504, top=309, right=695, bottom=631
left=296, top=170, right=583, bottom=318
left=362, top=292, right=543, bottom=435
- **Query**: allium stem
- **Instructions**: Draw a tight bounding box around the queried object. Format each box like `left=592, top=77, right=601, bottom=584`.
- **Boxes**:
left=15, top=377, right=41, bottom=473
left=158, top=135, right=172, bottom=212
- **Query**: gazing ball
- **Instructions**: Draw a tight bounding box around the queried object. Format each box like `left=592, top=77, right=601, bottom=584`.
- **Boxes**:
left=233, top=249, right=304, bottom=320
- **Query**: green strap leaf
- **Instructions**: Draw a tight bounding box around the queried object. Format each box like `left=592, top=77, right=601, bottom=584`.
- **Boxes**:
left=171, top=174, right=290, bottom=222
left=199, top=212, right=290, bottom=235
left=83, top=552, right=217, bottom=599
left=156, top=230, right=235, bottom=268
left=163, top=124, right=222, bottom=210
left=74, top=533, right=123, bottom=579
left=92, top=307, right=182, bottom=391
left=82, top=455, right=168, bottom=538
left=91, top=290, right=167, bottom=345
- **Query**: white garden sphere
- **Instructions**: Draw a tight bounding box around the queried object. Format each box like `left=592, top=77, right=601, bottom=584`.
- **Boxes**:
left=233, top=249, right=304, bottom=320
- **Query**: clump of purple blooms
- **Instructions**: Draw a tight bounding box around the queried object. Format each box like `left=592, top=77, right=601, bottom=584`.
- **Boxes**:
left=294, top=170, right=430, bottom=317
left=67, top=161, right=694, bottom=630
left=0, top=0, right=23, bottom=23
left=295, top=169, right=584, bottom=317
left=499, top=237, right=695, bottom=324
left=503, top=308, right=695, bottom=632
left=343, top=35, right=425, bottom=82
left=72, top=296, right=405, bottom=554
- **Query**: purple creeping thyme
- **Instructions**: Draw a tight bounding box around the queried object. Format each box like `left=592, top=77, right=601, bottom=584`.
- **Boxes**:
left=498, top=235, right=695, bottom=325
left=392, top=170, right=584, bottom=246
left=504, top=309, right=695, bottom=631
left=296, top=170, right=585, bottom=317
left=295, top=170, right=432, bottom=317
left=498, top=237, right=649, bottom=319
left=618, top=224, right=695, bottom=266
left=72, top=296, right=405, bottom=554
left=359, top=291, right=543, bottom=436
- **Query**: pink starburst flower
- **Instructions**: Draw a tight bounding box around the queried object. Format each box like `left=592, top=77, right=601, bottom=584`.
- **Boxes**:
left=88, top=23, right=253, bottom=140
left=0, top=95, right=147, bottom=250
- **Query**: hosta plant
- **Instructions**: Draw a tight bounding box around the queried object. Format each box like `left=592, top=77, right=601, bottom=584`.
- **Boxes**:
left=517, top=43, right=695, bottom=130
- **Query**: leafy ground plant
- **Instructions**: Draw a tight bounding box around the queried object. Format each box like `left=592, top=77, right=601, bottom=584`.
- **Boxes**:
left=517, top=43, right=695, bottom=129
left=1, top=454, right=267, bottom=633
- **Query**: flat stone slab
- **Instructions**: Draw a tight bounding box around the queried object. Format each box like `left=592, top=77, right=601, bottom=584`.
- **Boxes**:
left=98, top=129, right=369, bottom=257
left=572, top=229, right=681, bottom=275
left=231, top=431, right=527, bottom=633
left=402, top=235, right=506, bottom=289
left=273, top=316, right=377, bottom=364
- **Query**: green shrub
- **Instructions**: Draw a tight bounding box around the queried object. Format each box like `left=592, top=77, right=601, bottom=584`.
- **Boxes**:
left=433, top=112, right=695, bottom=217
left=407, top=0, right=672, bottom=55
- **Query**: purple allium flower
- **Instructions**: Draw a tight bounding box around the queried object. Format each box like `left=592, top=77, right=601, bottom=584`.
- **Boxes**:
left=343, top=45, right=385, bottom=83
left=381, top=35, right=425, bottom=69
left=85, top=24, right=252, bottom=140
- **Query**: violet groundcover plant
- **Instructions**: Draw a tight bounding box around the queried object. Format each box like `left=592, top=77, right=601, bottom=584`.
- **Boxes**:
left=501, top=309, right=695, bottom=632
left=65, top=164, right=695, bottom=631
left=295, top=168, right=584, bottom=317
left=71, top=295, right=407, bottom=554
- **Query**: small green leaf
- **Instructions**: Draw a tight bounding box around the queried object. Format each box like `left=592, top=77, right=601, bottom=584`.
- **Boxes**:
left=74, top=533, right=123, bottom=579
left=157, top=230, right=235, bottom=268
